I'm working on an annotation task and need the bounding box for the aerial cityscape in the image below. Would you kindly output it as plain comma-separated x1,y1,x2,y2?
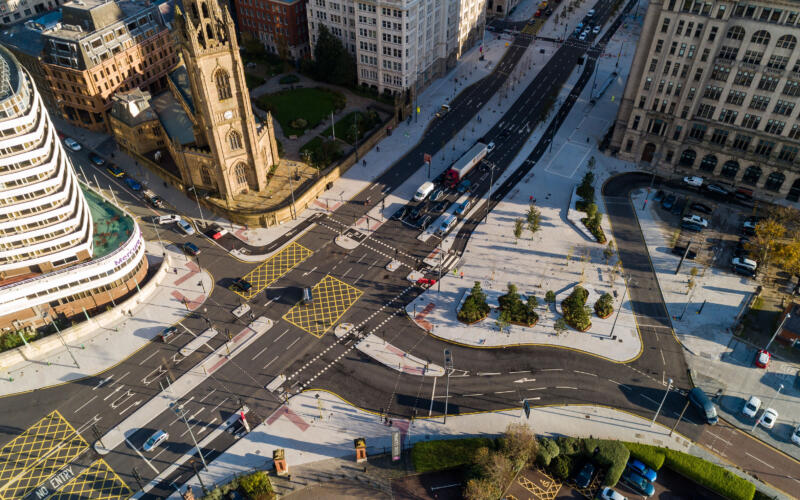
1,0,800,498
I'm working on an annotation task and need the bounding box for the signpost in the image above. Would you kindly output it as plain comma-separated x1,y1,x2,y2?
391,429,401,461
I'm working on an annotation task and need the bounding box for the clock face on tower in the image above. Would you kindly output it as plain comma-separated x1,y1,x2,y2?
224,110,233,120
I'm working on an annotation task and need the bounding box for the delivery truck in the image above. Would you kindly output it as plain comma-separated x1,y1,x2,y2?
444,142,488,188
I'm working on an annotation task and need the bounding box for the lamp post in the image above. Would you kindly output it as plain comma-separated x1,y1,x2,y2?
765,313,790,352
44,312,80,368
484,162,496,223
443,349,453,423
172,403,207,469
753,383,783,431
651,378,673,427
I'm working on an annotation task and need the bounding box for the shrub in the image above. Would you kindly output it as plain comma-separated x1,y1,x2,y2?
550,454,574,480
582,214,607,244
536,437,560,467
556,436,581,456
585,202,598,219
0,329,36,352
575,199,589,211
279,73,300,84
412,438,494,473
545,290,556,303
663,448,755,500
289,118,308,130
623,442,665,470
582,438,629,487
238,471,274,499
576,183,595,201
497,283,539,326
594,293,614,318
458,281,490,323
561,286,592,330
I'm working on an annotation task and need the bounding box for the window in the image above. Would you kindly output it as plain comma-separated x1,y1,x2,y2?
741,50,763,65
726,26,745,40
765,119,785,135
765,171,785,191
751,30,771,45
757,76,779,91
663,62,671,75
649,58,658,72
632,116,640,130
754,139,775,157
708,26,718,42
655,39,664,53
720,160,739,178
228,130,242,150
704,85,723,100
701,48,710,62
718,46,738,60
767,55,790,70
681,106,690,119
711,65,731,82
783,80,800,96
673,125,682,140
719,109,738,124
215,70,232,100
234,163,248,186
644,77,652,91
700,155,718,172
732,134,752,151
734,70,754,86
661,18,671,33
742,113,761,129
778,145,799,162
697,104,716,118
749,95,770,111
675,19,683,35
687,87,696,100
689,124,707,140
694,68,703,81
726,90,746,105
777,34,797,49
742,165,762,185
790,123,800,140
638,96,646,108
679,149,696,166
710,128,729,145
774,100,795,116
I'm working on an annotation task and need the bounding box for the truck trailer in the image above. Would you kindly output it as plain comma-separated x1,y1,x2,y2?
444,142,488,188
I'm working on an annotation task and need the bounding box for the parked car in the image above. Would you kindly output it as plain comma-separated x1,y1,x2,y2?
627,459,657,482
618,468,654,497
486,141,496,152
579,31,588,40
124,177,142,191
63,137,81,151
229,278,252,292
409,204,424,220
592,25,601,34
731,257,757,277
430,201,447,213
156,214,181,224
598,487,627,500
683,176,703,187
106,165,125,178
430,188,446,202
142,430,168,452
416,277,437,287
176,218,195,235
742,396,761,418
754,349,771,368
419,214,433,230
653,190,665,202
792,424,800,446
88,152,105,166
688,387,718,425
661,193,676,210
455,199,473,217
680,220,704,232
574,462,595,488
705,183,730,196
682,214,708,228
391,207,408,220
160,326,178,342
207,226,228,240
689,202,712,214
182,242,201,256
759,408,778,429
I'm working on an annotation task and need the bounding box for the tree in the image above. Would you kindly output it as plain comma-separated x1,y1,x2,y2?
776,239,800,292
690,266,699,278
687,277,696,294
503,423,539,470
459,281,490,323
594,293,614,318
746,218,786,273
312,25,356,87
603,240,615,265
513,218,524,242
545,290,556,303
550,454,574,480
553,317,568,336
497,308,512,333
526,204,541,237
561,286,591,330
464,478,500,500
768,205,800,231
526,295,539,312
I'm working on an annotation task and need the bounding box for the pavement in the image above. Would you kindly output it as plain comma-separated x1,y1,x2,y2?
0,241,212,397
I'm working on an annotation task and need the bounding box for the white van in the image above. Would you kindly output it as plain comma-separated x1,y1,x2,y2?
414,181,435,201
437,215,457,235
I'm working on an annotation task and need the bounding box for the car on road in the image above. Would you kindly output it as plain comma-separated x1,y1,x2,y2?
437,215,457,236
682,214,708,228
156,214,181,224
759,407,778,429
419,214,433,230
176,218,195,235
88,152,105,166
106,165,125,178
755,349,771,368
653,190,665,202
435,104,451,118
587,8,596,16
63,137,81,151
143,430,168,452
545,7,552,15
688,387,718,425
792,424,800,445
683,176,703,187
207,226,228,239
229,278,252,293
486,141,496,152
574,462,595,488
705,183,730,196
742,395,761,418
618,468,654,497
160,326,178,342
455,199,473,217
598,487,626,500
456,179,472,193
579,31,588,40
534,8,542,17
627,459,657,482
592,25,601,34
430,188,446,202
689,202,712,214
661,193,676,210
182,242,201,256
416,277,437,287
731,257,757,277
124,177,142,191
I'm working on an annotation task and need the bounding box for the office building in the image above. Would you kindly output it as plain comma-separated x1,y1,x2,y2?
0,0,63,25
234,0,310,59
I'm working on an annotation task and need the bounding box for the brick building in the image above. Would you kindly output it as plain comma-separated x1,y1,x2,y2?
234,0,309,59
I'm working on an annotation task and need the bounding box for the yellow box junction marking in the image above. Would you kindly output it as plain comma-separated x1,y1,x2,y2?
0,411,87,499
232,242,313,300
283,275,363,337
48,459,131,500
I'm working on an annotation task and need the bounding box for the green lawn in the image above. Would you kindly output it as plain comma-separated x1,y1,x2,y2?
321,110,382,145
411,437,493,473
244,72,265,89
299,135,342,169
256,87,345,136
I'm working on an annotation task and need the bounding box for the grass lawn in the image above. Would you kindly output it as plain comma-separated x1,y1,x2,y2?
321,110,382,145
299,135,342,169
244,72,265,89
257,87,345,136
411,438,493,473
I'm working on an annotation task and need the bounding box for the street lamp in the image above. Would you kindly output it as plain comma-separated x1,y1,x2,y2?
752,383,783,431
443,349,453,423
651,378,673,427
172,403,207,469
765,313,790,352
484,162,497,223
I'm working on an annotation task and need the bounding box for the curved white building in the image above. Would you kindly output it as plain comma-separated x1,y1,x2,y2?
0,45,148,330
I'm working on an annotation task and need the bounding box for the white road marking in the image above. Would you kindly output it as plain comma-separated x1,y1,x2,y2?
429,377,438,416
478,372,501,376
251,345,269,361
745,452,775,469
199,389,217,403
494,390,514,394
509,370,530,374
302,266,318,277
540,368,563,372
138,350,159,366
573,370,597,377
125,437,159,474
463,393,483,397
211,397,229,413
286,337,300,350
273,329,288,343
705,432,733,446
555,386,577,390
641,394,659,406
263,355,279,370
74,395,98,414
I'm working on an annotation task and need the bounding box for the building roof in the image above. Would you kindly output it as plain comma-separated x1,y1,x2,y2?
110,88,158,127
783,303,800,335
168,63,194,114
0,12,57,57
150,91,195,145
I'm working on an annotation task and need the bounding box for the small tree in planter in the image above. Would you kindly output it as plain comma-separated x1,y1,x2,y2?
561,286,592,331
594,293,614,319
498,283,539,327
458,281,490,323
553,318,568,336
545,290,556,304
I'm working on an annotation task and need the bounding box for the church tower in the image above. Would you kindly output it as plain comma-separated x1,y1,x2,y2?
175,0,279,203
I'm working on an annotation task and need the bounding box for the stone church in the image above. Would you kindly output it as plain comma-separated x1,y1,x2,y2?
109,0,279,207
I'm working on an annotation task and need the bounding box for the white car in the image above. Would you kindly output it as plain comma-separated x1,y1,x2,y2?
63,137,82,151
742,396,761,418
683,175,704,187
486,141,495,152
598,487,627,500
176,218,195,235
592,25,601,34
386,259,401,272
759,408,778,429
682,214,708,228
579,31,588,40
587,9,596,16
156,214,182,224
792,424,800,445
142,430,168,452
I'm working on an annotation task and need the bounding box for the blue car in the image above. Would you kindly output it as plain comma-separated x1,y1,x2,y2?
661,193,676,210
124,177,141,191
627,459,657,482
619,468,655,497
456,179,472,194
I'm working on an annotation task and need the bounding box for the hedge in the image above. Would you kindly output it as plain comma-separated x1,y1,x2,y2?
623,442,756,500
412,438,494,473
581,438,629,487
536,437,560,467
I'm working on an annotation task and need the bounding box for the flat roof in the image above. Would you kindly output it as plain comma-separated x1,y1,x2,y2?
0,20,49,57
150,91,195,145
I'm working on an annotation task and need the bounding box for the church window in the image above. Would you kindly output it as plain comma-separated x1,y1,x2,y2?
201,167,212,185
215,70,232,100
228,130,242,150
235,163,247,186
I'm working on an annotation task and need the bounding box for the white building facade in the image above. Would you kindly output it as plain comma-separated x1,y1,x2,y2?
307,0,486,94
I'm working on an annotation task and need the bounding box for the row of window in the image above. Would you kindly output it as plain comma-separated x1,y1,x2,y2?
675,150,788,192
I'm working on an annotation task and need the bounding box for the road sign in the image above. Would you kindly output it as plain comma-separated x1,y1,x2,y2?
523,399,531,419
391,429,401,461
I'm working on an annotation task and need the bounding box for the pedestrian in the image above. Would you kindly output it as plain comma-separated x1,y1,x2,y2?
376,146,380,152
362,159,367,167
460,271,464,279
288,474,292,482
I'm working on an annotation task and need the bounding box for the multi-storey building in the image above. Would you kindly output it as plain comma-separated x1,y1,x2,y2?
0,44,148,330
487,0,520,17
35,0,177,132
233,0,310,59
306,0,486,94
611,0,800,202
0,0,63,25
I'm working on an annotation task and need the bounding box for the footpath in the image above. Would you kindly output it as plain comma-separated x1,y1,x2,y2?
0,242,212,396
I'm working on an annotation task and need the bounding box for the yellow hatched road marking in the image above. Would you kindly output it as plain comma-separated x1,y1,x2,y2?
48,459,131,500
283,275,363,337
0,438,87,500
233,242,313,300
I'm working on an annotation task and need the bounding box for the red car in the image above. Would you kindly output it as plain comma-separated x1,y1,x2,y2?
416,278,437,287
534,9,542,17
755,349,771,368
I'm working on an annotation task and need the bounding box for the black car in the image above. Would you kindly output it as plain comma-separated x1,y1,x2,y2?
391,207,408,220
705,184,730,196
431,201,447,213
430,188,445,201
409,205,424,220
690,202,712,214
735,191,755,206
653,190,665,202
230,278,252,292
574,462,595,488
419,215,433,230
661,193,676,210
